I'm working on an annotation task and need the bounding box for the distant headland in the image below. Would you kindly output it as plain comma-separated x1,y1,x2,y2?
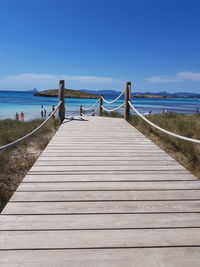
133,91,200,98
33,88,200,99
27,88,38,93
80,89,200,98
34,89,98,99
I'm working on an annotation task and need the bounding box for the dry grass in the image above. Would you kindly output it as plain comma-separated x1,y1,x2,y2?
0,119,59,211
103,112,200,179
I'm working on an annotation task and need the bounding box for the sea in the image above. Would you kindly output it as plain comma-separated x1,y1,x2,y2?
0,90,200,120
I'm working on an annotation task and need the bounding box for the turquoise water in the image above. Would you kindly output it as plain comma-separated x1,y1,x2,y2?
0,90,200,120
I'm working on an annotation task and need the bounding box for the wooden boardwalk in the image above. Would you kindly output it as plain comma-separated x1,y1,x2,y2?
1,116,200,266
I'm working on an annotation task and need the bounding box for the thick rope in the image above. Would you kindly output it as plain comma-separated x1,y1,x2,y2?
101,89,125,104
128,101,200,144
82,99,99,111
101,102,125,112
0,101,62,151
87,106,99,116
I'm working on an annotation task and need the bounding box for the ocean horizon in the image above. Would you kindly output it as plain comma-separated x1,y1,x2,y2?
0,90,200,120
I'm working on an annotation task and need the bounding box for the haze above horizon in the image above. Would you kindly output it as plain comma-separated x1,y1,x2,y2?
0,0,200,93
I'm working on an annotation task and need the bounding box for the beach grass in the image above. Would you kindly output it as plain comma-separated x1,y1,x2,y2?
0,118,59,211
103,112,200,179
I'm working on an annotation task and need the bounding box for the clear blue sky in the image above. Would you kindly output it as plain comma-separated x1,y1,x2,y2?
0,0,200,92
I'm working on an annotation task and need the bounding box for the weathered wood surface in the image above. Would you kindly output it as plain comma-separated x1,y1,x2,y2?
1,116,200,266
1,248,200,267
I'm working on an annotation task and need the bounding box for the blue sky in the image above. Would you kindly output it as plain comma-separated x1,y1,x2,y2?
0,0,200,92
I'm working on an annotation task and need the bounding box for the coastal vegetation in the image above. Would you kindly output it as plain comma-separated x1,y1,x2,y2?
34,88,98,99
0,119,59,211
103,112,200,179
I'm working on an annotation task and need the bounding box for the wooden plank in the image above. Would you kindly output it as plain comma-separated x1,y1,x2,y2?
43,147,165,151
46,145,157,149
29,165,185,172
41,153,169,158
27,170,191,176
38,156,175,161
1,213,200,230
49,136,150,139
1,228,200,249
10,190,200,202
47,143,156,146
34,160,178,166
23,173,196,182
51,134,148,137
48,141,153,144
1,248,200,267
17,181,200,191
2,200,200,214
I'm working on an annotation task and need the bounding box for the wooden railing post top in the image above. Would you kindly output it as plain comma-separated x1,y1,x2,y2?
80,105,83,116
124,81,131,121
58,80,65,123
99,94,103,116
59,80,65,86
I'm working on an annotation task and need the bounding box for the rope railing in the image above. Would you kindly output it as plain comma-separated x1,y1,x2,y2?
79,81,131,117
101,102,125,112
0,101,62,151
87,106,99,116
101,89,125,104
82,98,99,111
128,101,200,144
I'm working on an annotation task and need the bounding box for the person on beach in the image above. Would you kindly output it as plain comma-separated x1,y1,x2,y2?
92,109,95,116
52,105,55,119
20,111,24,120
15,112,19,120
41,110,44,118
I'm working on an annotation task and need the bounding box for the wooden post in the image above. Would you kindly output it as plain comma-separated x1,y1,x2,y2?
124,81,131,121
99,95,103,116
80,105,83,116
58,80,65,123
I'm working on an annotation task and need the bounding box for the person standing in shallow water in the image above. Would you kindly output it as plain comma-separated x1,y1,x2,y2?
52,105,55,119
15,112,19,120
20,111,24,121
